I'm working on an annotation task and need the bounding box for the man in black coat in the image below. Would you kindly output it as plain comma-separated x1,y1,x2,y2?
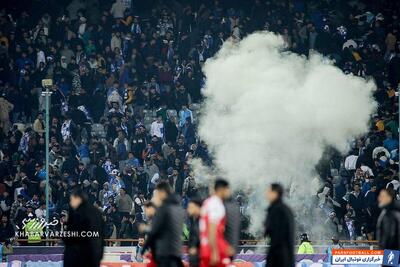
187,197,202,267
376,188,400,250
224,198,241,258
264,183,295,267
0,215,15,242
63,189,104,267
143,181,184,267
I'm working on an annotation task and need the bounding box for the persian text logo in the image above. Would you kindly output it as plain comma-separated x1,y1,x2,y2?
15,217,59,230
331,249,384,265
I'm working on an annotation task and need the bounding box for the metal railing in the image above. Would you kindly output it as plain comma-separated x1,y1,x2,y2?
14,238,379,248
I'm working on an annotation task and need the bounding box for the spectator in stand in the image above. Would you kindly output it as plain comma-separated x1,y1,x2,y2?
119,214,139,245
110,0,127,20
364,184,379,239
0,96,14,134
182,171,197,199
178,105,193,128
0,215,15,243
35,202,47,219
347,183,365,234
33,113,45,136
383,131,398,153
115,187,133,217
133,193,146,221
150,116,164,139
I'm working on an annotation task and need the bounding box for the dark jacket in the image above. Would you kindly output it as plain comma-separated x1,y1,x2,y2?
165,120,178,144
348,191,365,216
377,200,400,250
120,220,139,239
188,217,200,267
188,217,200,249
143,194,184,258
63,202,105,267
264,199,295,267
0,222,15,242
224,200,241,253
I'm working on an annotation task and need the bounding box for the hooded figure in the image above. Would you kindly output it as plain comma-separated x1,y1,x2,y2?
64,189,104,267
224,198,241,257
264,183,294,267
376,188,400,250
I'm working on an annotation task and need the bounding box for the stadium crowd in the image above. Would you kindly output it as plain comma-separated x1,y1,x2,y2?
0,0,398,247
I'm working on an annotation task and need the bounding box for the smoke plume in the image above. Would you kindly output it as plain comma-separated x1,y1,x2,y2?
195,32,377,237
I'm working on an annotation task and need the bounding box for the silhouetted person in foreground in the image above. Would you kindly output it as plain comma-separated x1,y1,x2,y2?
143,181,184,267
376,188,400,250
187,197,202,267
264,183,295,267
64,189,104,267
224,198,241,259
200,178,231,267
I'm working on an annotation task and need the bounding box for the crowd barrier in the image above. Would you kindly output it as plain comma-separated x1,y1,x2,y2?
0,263,255,267
0,260,385,267
13,238,380,248
5,240,384,267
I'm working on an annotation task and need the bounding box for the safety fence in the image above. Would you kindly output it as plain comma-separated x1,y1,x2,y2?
4,240,381,266
1,254,385,267
3,241,390,267
11,238,380,256
0,263,255,267
13,238,380,248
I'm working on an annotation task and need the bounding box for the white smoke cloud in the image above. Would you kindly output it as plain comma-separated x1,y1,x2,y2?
195,31,377,237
